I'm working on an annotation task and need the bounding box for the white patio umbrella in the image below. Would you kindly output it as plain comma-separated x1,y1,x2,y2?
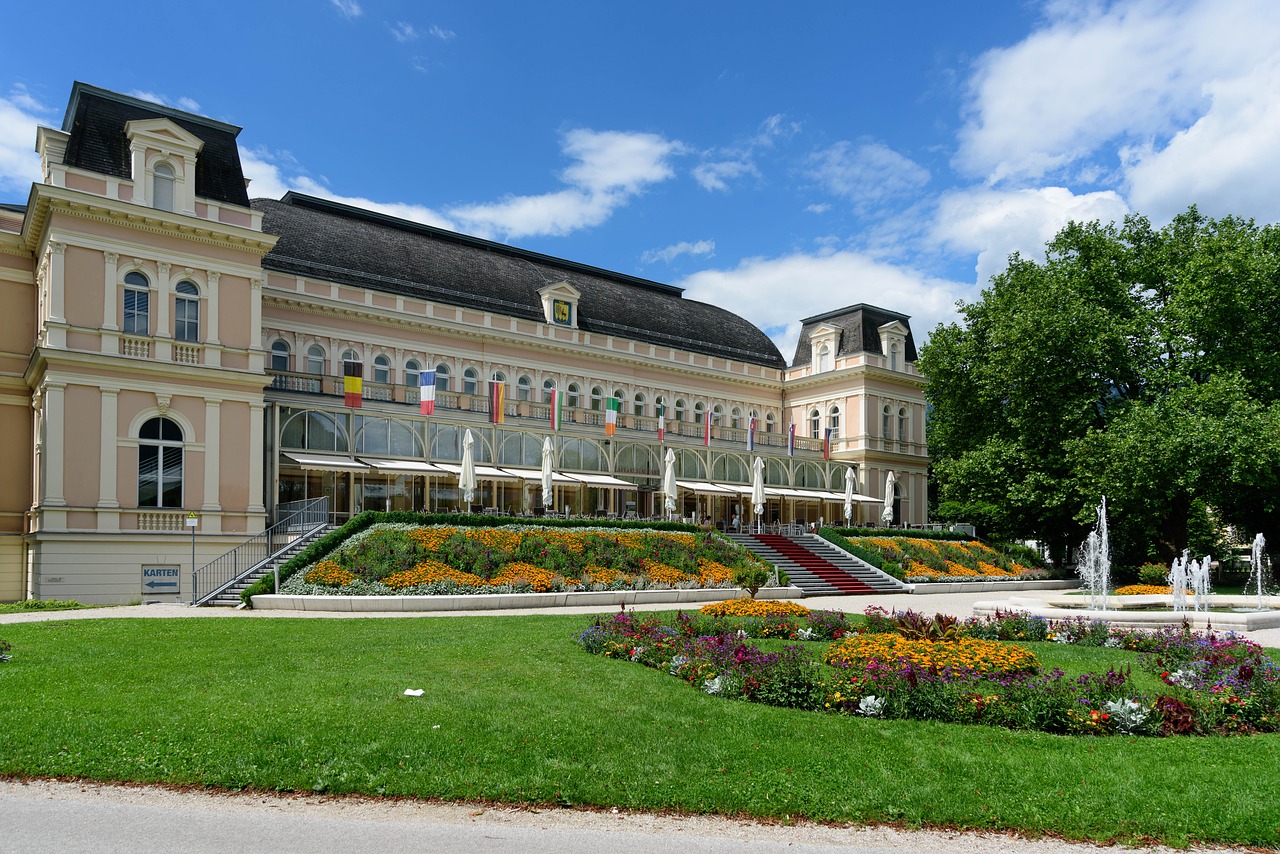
843,466,857,526
460,428,477,508
540,436,554,511
662,447,677,519
880,470,896,527
751,456,766,533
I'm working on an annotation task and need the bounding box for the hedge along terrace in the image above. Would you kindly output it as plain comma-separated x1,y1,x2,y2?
257,512,771,602
581,603,1280,737
820,528,1048,583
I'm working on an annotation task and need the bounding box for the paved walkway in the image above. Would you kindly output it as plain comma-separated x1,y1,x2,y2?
5,590,1278,647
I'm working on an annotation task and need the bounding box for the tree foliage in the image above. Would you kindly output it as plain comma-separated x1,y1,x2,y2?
920,208,1280,565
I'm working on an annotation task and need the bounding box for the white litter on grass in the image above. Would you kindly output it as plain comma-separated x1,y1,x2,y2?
432,725,440,729
403,689,424,696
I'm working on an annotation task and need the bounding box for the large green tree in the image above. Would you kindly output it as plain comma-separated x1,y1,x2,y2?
920,208,1280,565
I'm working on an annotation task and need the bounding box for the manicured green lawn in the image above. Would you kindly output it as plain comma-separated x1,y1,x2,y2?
1,614,1277,847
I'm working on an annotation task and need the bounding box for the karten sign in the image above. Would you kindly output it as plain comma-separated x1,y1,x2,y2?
141,564,181,600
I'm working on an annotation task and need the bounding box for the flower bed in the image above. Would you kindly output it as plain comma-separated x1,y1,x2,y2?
845,537,1048,583
699,599,809,618
1114,584,1174,595
283,523,767,596
578,606,1280,736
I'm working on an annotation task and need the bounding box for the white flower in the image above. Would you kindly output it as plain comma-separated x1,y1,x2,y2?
1051,633,1072,644
1104,637,1122,648
1167,669,1196,689
797,627,817,640
669,655,688,675
629,646,646,661
1103,698,1149,734
704,676,723,695
857,695,886,717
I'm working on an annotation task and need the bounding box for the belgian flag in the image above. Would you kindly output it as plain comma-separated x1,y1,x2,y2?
343,361,363,407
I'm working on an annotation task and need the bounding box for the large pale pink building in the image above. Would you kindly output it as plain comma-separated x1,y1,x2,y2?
0,83,928,603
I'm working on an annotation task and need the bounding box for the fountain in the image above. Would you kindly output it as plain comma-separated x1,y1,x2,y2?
1076,497,1111,611
1251,533,1270,612
1168,552,1188,613
1188,552,1212,613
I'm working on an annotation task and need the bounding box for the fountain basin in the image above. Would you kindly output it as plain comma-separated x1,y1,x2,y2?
973,595,1280,631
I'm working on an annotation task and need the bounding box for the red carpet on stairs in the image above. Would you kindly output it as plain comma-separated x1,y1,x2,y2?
751,534,876,594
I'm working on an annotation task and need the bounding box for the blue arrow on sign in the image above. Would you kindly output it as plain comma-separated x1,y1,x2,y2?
145,581,178,589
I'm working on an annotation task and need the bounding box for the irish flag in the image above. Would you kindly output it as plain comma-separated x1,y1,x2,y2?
604,397,619,436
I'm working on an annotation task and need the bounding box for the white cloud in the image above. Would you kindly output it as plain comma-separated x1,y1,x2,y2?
241,146,455,229
429,25,456,40
450,129,683,239
693,159,757,192
641,240,715,265
677,251,966,358
956,0,1280,184
805,203,831,214
0,86,48,195
809,140,929,209
1124,56,1280,223
389,22,419,42
127,90,201,113
933,186,1130,284
331,0,362,19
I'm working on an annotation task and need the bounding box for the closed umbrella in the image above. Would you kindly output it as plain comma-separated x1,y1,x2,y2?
751,456,766,533
880,470,896,527
843,466,857,526
540,436,554,511
662,447,677,519
460,429,477,509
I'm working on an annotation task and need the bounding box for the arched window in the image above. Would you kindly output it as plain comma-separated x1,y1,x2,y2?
517,375,532,401
138,416,183,508
898,407,908,442
654,395,666,418
463,368,479,395
123,271,150,335
765,413,776,433
373,354,391,384
693,401,705,423
434,363,451,391
882,405,892,438
809,408,821,439
711,404,723,426
542,378,556,403
590,386,603,411
405,359,421,389
731,408,742,430
828,406,841,438
633,392,645,417
152,162,175,212
675,398,686,421
817,343,831,372
270,340,290,372
174,281,199,341
567,382,581,408
890,342,900,371
305,345,325,375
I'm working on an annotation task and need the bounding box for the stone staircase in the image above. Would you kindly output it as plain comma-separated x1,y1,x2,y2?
726,531,907,597
204,526,335,607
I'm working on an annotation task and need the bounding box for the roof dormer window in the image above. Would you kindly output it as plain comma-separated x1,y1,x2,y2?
537,281,582,329
153,162,176,212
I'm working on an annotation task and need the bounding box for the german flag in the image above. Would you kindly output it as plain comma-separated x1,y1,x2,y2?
343,361,363,407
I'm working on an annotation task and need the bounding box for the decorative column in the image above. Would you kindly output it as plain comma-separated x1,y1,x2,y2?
102,252,119,330
248,402,267,521
43,383,66,507
129,142,148,206
154,261,172,362
205,271,220,343
202,399,222,512
246,278,264,373
46,242,67,348
98,388,120,531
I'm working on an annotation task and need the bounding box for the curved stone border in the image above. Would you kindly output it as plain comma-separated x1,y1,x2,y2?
973,595,1280,631
252,586,802,612
909,580,1079,595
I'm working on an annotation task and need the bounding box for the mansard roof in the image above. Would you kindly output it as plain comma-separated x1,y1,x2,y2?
254,193,787,369
790,303,918,368
60,83,250,207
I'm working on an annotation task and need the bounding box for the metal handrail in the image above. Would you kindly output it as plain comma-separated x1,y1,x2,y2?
191,496,330,606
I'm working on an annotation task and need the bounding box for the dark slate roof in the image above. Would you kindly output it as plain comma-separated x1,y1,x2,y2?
0,203,26,214
254,194,787,369
790,303,918,368
60,83,250,207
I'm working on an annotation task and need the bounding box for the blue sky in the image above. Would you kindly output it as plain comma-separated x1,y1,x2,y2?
3,0,1279,360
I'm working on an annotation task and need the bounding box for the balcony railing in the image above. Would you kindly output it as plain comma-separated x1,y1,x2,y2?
264,369,826,452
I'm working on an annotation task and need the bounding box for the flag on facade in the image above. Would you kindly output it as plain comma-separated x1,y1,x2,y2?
419,369,436,416
343,361,363,407
703,409,712,447
656,403,665,442
787,423,795,456
823,427,833,460
747,415,757,451
490,381,505,424
605,397,619,436
549,388,563,430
